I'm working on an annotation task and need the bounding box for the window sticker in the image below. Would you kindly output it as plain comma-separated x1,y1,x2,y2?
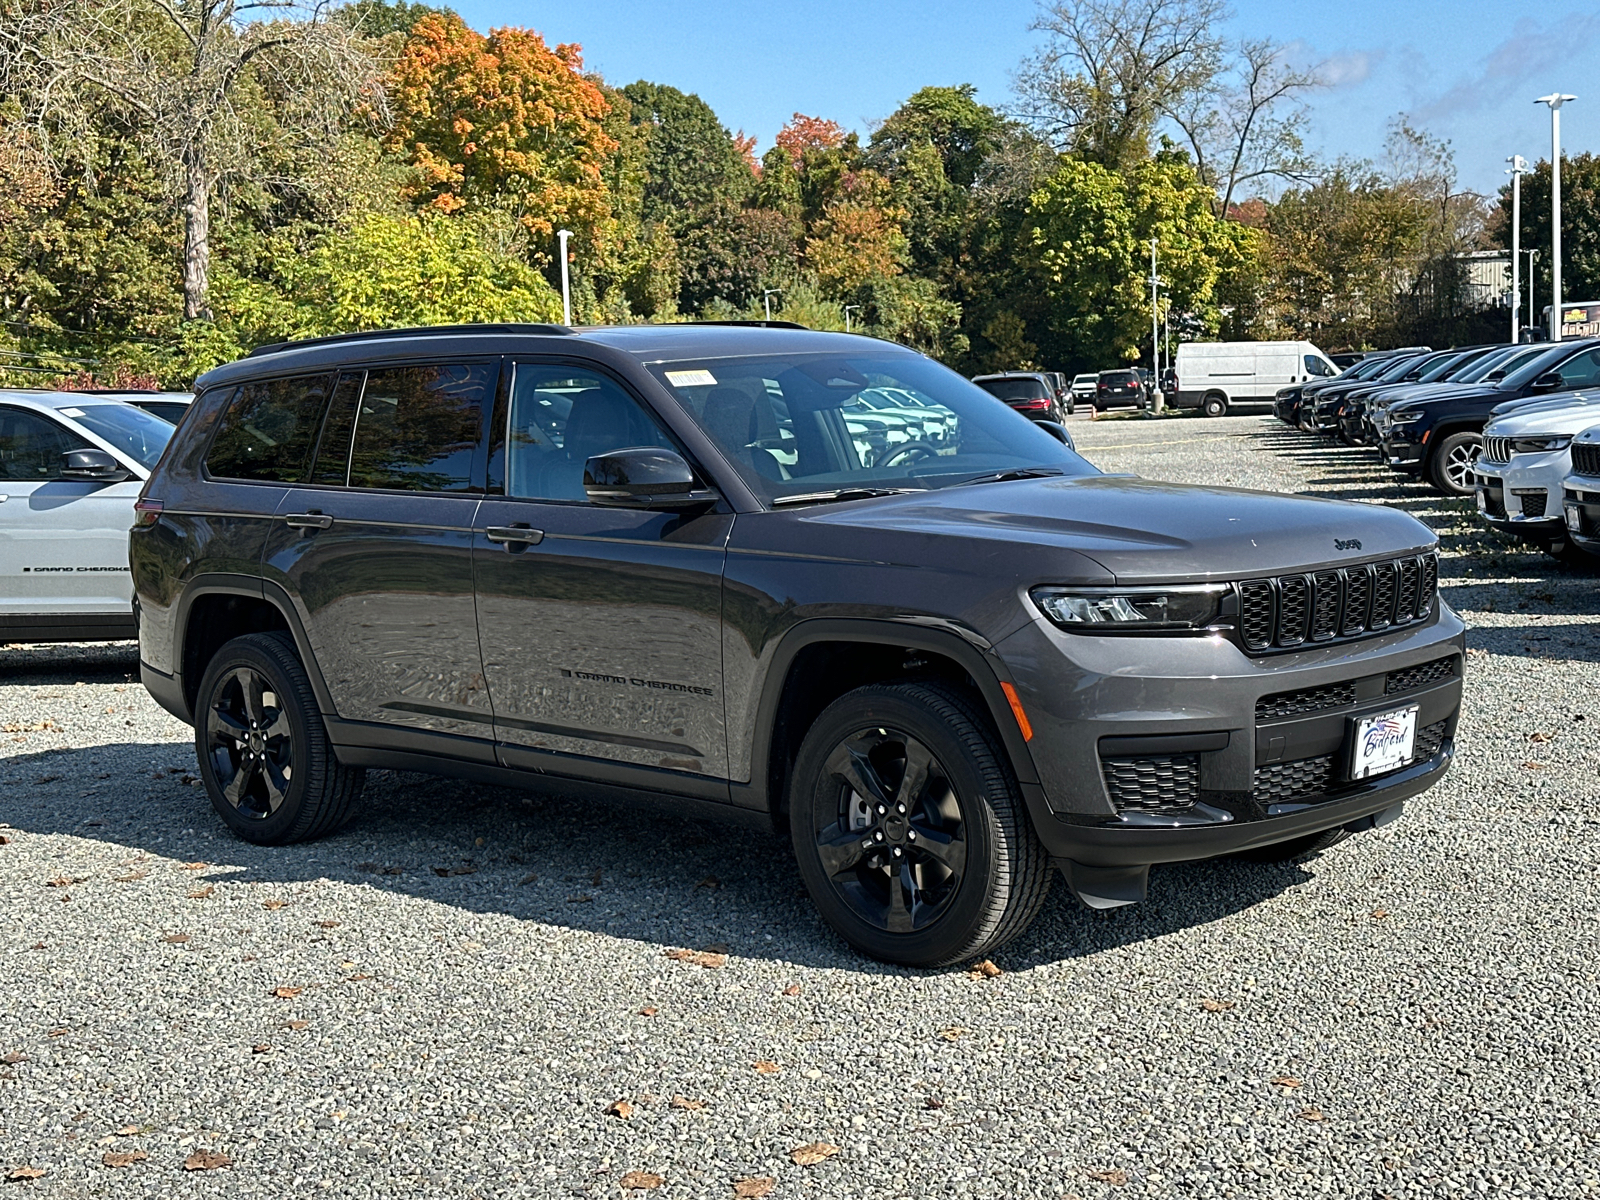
59,407,85,418
665,369,717,388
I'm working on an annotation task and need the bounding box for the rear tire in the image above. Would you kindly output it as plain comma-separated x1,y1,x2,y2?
1233,828,1350,863
1203,392,1228,417
1427,431,1482,495
194,632,366,846
789,682,1051,968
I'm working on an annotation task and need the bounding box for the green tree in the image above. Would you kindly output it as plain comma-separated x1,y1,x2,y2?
1493,152,1600,308
620,80,753,232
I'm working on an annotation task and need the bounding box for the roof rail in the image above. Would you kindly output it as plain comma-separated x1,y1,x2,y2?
672,320,811,331
245,322,573,359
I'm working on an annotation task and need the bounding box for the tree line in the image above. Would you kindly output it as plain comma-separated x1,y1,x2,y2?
1,0,1595,388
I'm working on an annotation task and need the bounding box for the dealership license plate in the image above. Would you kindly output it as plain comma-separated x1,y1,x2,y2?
1350,706,1418,781
1567,505,1583,531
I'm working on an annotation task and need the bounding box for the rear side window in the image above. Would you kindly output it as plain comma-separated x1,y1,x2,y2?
206,373,335,482
346,362,493,492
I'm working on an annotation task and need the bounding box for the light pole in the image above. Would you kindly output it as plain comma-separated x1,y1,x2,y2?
1524,249,1540,333
763,289,782,322
1148,238,1164,414
844,304,860,333
556,229,573,326
1535,93,1577,341
1506,155,1528,342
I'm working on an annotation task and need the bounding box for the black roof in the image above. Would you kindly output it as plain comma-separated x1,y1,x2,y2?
194,322,896,390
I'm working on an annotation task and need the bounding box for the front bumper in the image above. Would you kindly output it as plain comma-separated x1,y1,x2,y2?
1562,477,1600,554
1474,459,1564,537
1380,432,1426,470
997,602,1465,869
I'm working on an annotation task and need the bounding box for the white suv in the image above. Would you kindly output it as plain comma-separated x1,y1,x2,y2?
1474,389,1600,564
1561,422,1600,560
0,391,180,642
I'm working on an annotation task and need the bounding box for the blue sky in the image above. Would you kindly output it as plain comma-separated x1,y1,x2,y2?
450,0,1600,197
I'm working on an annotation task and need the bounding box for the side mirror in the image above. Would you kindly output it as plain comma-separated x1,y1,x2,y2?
59,448,130,482
1532,371,1564,391
584,446,717,510
1036,420,1076,450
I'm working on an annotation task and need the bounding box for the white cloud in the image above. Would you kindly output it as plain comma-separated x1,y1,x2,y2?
1409,13,1600,124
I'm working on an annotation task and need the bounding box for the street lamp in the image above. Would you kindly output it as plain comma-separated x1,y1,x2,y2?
556,229,573,326
1148,238,1165,414
844,304,860,333
1535,93,1577,341
1524,249,1541,333
1506,155,1529,342
763,289,782,322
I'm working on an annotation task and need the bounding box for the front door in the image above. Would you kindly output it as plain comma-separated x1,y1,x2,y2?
260,362,496,743
472,360,731,779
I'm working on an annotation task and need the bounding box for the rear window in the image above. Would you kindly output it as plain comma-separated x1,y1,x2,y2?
206,373,335,482
975,378,1050,400
1100,371,1137,384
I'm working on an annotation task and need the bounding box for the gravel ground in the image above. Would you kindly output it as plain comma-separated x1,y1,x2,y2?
2,412,1598,1199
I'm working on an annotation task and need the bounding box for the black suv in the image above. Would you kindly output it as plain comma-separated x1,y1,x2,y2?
970,371,1070,421
132,323,1465,967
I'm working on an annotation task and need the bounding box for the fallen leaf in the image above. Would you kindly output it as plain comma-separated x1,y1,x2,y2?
1297,1106,1325,1122
162,933,190,944
663,948,726,969
5,1167,45,1181
113,872,146,883
696,876,719,889
605,1099,634,1119
379,865,404,875
47,1029,68,1038
518,873,538,886
782,984,801,997
28,943,44,951
315,920,339,930
670,1095,706,1112
733,1177,775,1198
967,959,1002,979
1371,909,1389,920
431,864,477,877
114,1125,140,1136
186,886,214,899
938,1026,965,1042
1522,761,1545,770
924,1096,944,1110
251,1044,271,1055
346,974,373,982
789,1141,840,1166
261,899,289,910
592,867,603,886
638,1006,658,1017
2,1052,25,1065
752,1060,781,1075
1087,1168,1129,1185
281,1020,310,1031
1201,999,1235,1012
1271,1075,1303,1089
180,862,208,871
45,875,80,888
101,1150,147,1168
271,986,302,999
182,1150,232,1171
1528,730,1553,743
34,775,61,784
619,1171,662,1190
567,894,592,904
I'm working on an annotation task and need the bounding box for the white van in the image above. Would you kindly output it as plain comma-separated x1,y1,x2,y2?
1173,341,1339,416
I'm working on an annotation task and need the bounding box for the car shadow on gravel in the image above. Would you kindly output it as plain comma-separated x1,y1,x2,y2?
1,738,1314,975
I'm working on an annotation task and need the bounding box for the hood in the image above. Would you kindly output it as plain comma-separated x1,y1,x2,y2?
1485,390,1600,434
1388,382,1506,415
804,475,1436,584
1368,381,1463,408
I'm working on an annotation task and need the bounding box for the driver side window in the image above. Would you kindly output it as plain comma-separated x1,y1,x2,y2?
0,407,91,481
1556,348,1600,389
504,365,674,502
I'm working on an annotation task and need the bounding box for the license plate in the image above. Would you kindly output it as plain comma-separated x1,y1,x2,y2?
1350,706,1418,781
1567,505,1583,531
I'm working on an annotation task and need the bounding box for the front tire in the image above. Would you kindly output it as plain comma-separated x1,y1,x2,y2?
194,632,366,845
789,683,1051,968
1428,431,1482,495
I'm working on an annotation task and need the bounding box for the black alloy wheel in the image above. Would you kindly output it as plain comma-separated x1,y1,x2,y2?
194,632,366,845
790,682,1051,967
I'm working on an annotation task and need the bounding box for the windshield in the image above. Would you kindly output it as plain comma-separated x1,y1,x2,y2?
61,403,174,470
1341,357,1387,380
1372,354,1426,383
1496,342,1594,391
1458,344,1539,383
1435,347,1497,381
975,377,1050,400
1412,352,1471,383
1073,374,1096,384
647,353,1096,505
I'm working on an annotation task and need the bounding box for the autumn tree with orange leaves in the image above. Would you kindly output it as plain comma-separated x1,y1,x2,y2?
386,13,616,263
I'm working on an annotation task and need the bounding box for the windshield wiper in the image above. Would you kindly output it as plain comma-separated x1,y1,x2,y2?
954,467,1068,486
771,487,917,508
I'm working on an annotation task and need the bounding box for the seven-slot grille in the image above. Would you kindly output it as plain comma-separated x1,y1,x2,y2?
1481,435,1515,465
1573,442,1600,477
1237,553,1438,652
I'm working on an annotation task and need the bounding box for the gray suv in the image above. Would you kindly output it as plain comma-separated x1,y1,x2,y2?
131,323,1465,966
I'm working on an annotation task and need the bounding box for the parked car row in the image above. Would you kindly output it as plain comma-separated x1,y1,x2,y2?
1273,338,1600,567
973,368,1159,417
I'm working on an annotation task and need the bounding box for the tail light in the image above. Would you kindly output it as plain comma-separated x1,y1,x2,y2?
1014,398,1051,411
133,497,163,528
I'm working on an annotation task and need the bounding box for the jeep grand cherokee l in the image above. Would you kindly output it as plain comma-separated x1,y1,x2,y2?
132,323,1464,967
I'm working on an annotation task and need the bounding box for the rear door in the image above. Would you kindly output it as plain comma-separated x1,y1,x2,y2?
0,404,142,621
472,359,731,781
259,361,495,746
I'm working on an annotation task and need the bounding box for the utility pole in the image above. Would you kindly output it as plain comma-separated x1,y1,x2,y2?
1536,94,1577,341
1525,250,1540,334
557,229,572,326
844,304,860,333
1506,155,1528,342
1149,238,1163,414
763,289,782,322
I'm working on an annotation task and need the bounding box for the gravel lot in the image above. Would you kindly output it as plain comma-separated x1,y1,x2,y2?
3,411,1598,1198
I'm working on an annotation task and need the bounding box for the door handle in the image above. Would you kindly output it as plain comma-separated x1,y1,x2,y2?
284,511,333,531
486,524,544,547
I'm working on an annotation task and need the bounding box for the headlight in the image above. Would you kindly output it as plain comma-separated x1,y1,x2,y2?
1032,584,1229,632
1513,435,1571,453
1390,410,1424,425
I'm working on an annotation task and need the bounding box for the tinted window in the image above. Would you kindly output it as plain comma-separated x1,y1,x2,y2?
67,403,174,471
503,364,673,502
207,373,335,482
347,363,492,492
0,407,91,481
133,402,190,424
307,372,367,487
1496,344,1582,390
1554,348,1600,389
976,378,1050,401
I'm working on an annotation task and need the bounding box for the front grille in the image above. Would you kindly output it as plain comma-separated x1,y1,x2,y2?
1573,442,1600,477
1253,719,1450,806
1310,571,1341,640
1481,435,1514,465
1236,554,1437,653
1516,490,1548,518
1256,682,1357,721
1340,568,1371,636
1386,655,1458,694
1102,754,1200,812
1239,580,1274,647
